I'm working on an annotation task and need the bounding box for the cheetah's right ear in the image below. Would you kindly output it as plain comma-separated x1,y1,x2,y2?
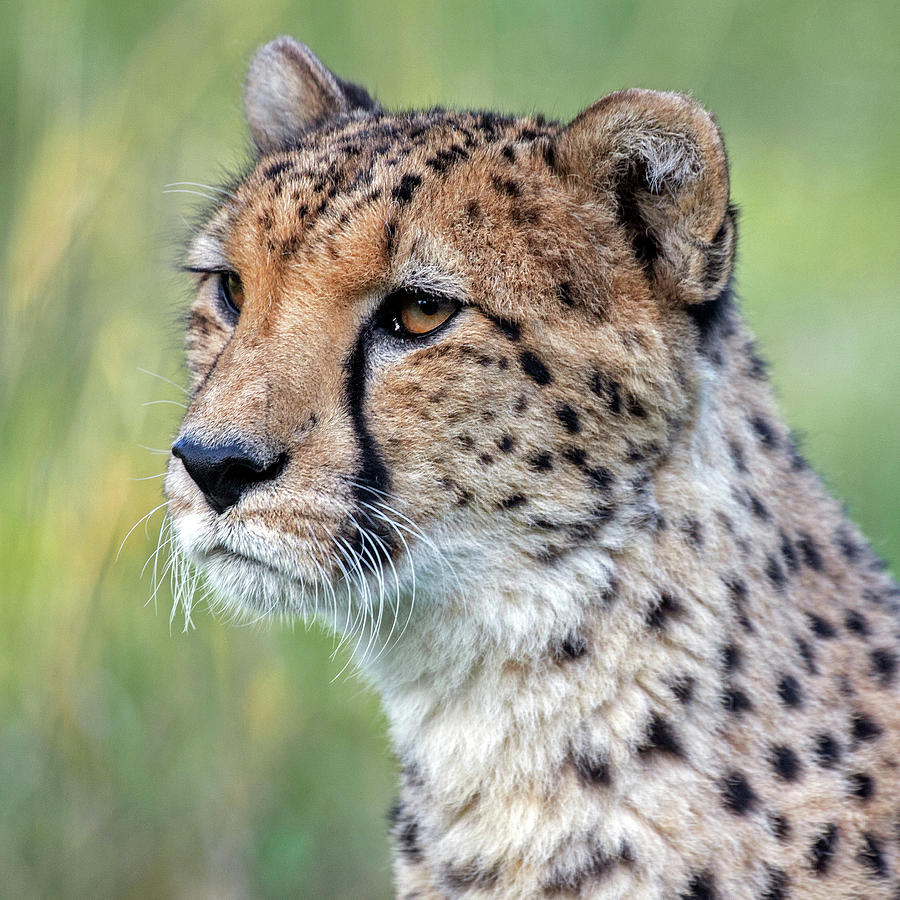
556,90,735,310
244,36,379,155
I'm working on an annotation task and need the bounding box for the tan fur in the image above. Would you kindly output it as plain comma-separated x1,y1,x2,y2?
166,37,900,899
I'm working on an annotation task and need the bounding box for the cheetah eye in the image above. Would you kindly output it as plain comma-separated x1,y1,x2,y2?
379,289,460,338
218,271,244,318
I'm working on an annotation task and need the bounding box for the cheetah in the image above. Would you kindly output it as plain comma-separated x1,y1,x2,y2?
164,35,900,899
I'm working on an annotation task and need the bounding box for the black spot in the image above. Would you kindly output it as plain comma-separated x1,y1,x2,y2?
263,158,294,180
751,415,778,449
722,578,753,633
586,466,614,492
722,687,753,714
529,452,553,472
491,174,520,198
771,745,802,782
442,860,500,892
683,516,704,548
814,733,841,768
745,341,769,379
501,144,516,162
871,648,898,686
721,771,757,815
391,173,422,206
646,592,681,629
563,446,586,467
543,845,621,893
389,802,422,860
519,349,552,385
770,812,791,841
850,772,875,801
555,403,581,433
797,533,824,571
671,675,695,704
555,634,588,660
858,833,888,879
747,491,770,520
572,749,611,786
466,199,481,221
844,609,870,636
497,435,515,453
680,869,716,900
808,613,837,639
780,532,799,573
542,141,557,170
500,494,527,510
837,672,855,697
811,824,839,875
851,711,883,743
795,637,818,675
836,527,861,562
478,452,495,466
637,714,684,759
626,393,647,418
723,643,742,673
726,577,749,610
766,555,787,591
777,674,804,708
729,440,748,473
556,281,575,307
786,434,808,471
761,866,790,900
487,313,521,342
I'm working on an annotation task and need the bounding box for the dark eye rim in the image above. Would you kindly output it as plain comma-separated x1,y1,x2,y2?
376,288,463,340
217,271,242,320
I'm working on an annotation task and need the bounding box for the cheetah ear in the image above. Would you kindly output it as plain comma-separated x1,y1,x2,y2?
244,36,379,155
556,89,735,308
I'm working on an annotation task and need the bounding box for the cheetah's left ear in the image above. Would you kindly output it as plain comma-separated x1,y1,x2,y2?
244,36,380,155
556,89,735,309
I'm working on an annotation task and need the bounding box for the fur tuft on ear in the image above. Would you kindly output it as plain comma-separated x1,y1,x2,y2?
556,89,735,310
244,36,379,155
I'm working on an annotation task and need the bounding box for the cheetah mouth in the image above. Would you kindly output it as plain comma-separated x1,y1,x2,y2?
206,546,295,582
189,540,335,619
168,504,420,624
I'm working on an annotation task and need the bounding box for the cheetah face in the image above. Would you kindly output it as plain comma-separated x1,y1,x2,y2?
165,37,735,628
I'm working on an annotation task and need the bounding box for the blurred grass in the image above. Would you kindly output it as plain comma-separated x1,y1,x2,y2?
1,0,897,896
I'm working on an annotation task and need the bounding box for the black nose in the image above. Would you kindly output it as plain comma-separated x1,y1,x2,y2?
171,437,287,513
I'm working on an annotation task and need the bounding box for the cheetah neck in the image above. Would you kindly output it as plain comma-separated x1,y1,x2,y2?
365,333,898,895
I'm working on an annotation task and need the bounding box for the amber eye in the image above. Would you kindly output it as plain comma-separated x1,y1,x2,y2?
219,271,244,317
382,290,460,338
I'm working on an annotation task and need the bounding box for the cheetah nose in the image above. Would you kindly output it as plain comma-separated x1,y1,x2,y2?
171,436,287,513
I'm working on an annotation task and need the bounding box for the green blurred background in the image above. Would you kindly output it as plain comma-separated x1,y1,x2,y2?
1,0,897,896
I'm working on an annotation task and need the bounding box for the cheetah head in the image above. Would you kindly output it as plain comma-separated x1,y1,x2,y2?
165,36,735,637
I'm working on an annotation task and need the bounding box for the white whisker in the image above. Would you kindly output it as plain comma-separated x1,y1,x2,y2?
138,443,172,455
137,367,190,396
117,500,169,561
162,188,221,202
164,181,236,199
142,399,188,409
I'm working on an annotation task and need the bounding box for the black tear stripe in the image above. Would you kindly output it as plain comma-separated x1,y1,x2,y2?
345,324,396,562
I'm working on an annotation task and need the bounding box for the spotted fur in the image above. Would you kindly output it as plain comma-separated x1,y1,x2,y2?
165,36,900,899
